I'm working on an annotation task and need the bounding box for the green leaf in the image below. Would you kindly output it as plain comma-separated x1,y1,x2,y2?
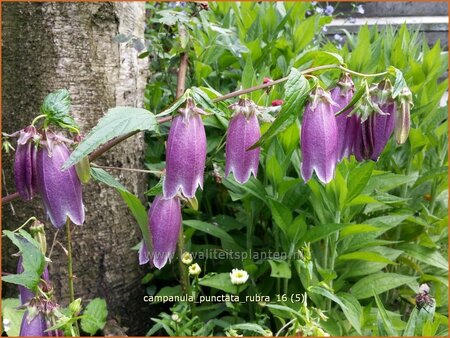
403,307,418,336
2,231,45,291
346,162,375,203
338,293,362,335
339,251,396,264
90,168,151,252
63,107,158,169
302,223,347,243
80,298,108,336
249,68,309,149
350,272,417,299
1,298,25,337
222,176,267,203
268,199,292,236
388,66,408,98
373,291,399,336
268,260,291,279
398,243,448,271
40,89,77,129
308,286,348,311
334,83,365,117
230,323,268,336
183,220,235,244
241,55,255,89
339,224,379,237
144,179,163,197
199,273,247,294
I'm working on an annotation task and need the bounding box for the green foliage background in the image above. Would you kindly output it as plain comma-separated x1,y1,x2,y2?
139,2,448,336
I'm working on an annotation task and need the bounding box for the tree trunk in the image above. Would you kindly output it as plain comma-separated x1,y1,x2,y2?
2,2,151,334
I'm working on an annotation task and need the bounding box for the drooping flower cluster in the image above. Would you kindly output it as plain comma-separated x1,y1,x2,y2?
12,128,85,228
301,74,412,184
17,254,59,336
141,98,263,269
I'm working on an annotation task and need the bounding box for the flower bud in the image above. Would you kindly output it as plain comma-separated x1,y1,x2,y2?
181,252,193,265
395,87,413,144
148,195,182,269
225,99,261,184
30,220,47,255
188,263,201,276
14,126,40,201
36,131,85,228
75,156,91,184
163,99,207,198
353,81,395,161
301,87,338,183
330,74,359,161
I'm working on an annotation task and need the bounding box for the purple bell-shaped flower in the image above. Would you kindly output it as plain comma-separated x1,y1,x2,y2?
19,310,49,337
163,99,207,199
13,126,41,201
330,74,360,162
301,87,338,184
353,81,395,161
140,195,182,269
36,131,85,228
225,99,261,184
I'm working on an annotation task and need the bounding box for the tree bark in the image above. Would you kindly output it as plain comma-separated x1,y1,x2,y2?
2,2,151,334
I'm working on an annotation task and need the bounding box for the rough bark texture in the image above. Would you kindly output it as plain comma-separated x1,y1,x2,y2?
2,2,151,334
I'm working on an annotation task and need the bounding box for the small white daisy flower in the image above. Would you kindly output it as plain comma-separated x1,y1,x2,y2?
229,268,249,285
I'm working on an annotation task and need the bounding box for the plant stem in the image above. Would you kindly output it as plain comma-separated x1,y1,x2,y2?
90,163,163,175
65,219,79,336
327,211,341,312
177,229,189,295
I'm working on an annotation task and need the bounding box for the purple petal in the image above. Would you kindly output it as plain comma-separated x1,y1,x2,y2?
225,113,261,184
370,102,395,160
301,90,338,184
14,142,37,201
36,141,85,228
164,114,206,198
20,311,48,337
138,240,150,265
149,195,181,269
330,79,358,162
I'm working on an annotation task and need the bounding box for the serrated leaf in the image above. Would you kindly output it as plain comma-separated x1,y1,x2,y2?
249,68,309,149
347,161,375,202
40,89,77,129
350,272,417,299
63,107,158,169
199,273,247,294
80,298,108,336
2,231,45,291
90,168,151,253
